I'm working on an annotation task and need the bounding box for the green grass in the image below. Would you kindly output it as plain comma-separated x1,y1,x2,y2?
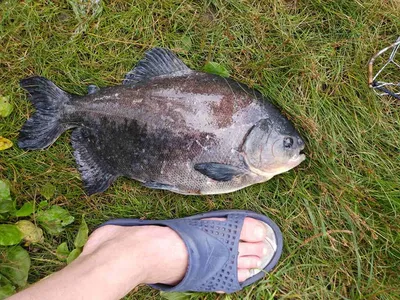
1,0,399,298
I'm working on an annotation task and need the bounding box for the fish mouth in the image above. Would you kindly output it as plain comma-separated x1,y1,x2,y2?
290,141,305,161
288,149,306,167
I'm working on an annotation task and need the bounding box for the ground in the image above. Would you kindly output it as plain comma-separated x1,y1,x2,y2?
0,0,399,299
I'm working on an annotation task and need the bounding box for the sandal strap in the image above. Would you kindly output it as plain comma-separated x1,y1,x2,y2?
149,213,245,293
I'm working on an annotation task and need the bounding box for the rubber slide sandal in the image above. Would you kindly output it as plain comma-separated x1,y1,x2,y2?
100,210,283,293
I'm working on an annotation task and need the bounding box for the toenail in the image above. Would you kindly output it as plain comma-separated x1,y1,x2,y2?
254,225,265,239
257,260,262,267
263,247,268,255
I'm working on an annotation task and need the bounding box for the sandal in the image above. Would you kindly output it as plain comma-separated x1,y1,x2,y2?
100,209,283,293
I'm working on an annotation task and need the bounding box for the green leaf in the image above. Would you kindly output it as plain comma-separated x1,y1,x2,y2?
0,225,23,246
15,220,44,244
203,61,230,78
14,202,34,217
0,96,13,118
74,215,88,248
0,246,31,287
66,248,82,265
0,274,11,284
0,181,15,215
0,200,15,215
56,242,70,261
0,274,15,298
37,206,75,235
40,183,56,200
38,200,48,209
160,292,193,300
0,181,11,202
0,283,15,299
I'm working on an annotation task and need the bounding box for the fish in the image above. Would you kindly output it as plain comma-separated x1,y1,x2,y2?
18,48,305,195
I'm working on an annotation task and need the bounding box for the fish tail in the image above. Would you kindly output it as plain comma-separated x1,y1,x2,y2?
18,76,72,150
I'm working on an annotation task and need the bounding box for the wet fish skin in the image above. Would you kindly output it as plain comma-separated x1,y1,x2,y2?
19,48,305,195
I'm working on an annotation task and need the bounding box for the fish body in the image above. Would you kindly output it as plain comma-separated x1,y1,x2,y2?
19,48,305,195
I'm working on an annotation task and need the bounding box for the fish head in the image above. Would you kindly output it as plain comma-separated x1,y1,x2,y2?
242,118,305,178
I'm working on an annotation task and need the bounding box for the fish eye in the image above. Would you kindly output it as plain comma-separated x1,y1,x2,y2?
283,137,293,148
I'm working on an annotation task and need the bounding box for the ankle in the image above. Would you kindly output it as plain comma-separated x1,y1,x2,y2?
136,226,188,285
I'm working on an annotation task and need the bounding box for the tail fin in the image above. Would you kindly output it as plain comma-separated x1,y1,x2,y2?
18,76,71,150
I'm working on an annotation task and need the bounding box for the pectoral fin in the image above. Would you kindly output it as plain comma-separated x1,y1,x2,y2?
194,163,247,182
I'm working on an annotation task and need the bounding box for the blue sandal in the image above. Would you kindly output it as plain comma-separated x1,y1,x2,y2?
101,210,283,293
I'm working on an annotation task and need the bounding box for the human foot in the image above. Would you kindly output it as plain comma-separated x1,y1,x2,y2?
8,211,281,300
84,211,281,294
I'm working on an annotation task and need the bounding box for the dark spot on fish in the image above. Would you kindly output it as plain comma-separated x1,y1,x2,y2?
187,189,202,195
82,116,217,181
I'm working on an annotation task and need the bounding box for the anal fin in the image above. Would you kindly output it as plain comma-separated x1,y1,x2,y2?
143,181,177,191
71,128,117,195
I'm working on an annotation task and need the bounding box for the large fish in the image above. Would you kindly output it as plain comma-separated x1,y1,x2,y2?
19,48,305,195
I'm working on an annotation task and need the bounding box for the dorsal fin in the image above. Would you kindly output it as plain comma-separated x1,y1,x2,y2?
123,48,192,85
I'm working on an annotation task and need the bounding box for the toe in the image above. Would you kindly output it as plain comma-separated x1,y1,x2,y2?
201,215,278,288
240,217,268,242
238,241,266,257
238,269,251,282
237,256,261,269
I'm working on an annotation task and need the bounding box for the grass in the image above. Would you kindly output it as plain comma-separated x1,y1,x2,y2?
0,0,399,298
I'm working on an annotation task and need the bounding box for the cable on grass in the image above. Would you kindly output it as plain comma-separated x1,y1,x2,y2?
368,36,400,100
